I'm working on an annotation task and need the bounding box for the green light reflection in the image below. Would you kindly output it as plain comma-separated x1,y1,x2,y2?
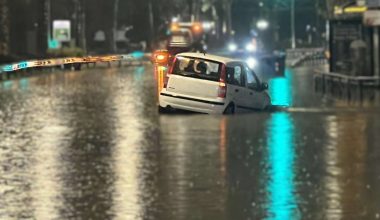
266,112,299,220
269,69,293,107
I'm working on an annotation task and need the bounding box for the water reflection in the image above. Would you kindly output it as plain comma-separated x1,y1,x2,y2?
269,69,293,107
133,66,145,82
19,78,29,91
324,114,370,219
2,80,13,90
1,65,380,220
266,112,298,220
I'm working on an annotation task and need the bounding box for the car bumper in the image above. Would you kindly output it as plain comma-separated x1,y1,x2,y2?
159,93,226,114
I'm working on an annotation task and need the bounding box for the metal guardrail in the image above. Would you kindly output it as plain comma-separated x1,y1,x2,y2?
286,48,327,67
0,53,152,75
314,70,380,100
291,52,327,67
315,71,380,86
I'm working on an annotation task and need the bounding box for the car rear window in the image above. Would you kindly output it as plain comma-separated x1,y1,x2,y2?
172,56,222,82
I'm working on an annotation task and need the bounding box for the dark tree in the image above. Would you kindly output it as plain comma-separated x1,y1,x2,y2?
0,0,9,56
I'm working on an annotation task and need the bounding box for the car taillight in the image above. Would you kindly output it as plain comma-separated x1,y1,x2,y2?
164,57,177,89
218,64,227,98
153,50,169,66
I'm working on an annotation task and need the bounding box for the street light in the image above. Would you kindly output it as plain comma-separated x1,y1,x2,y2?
257,20,269,30
291,0,296,49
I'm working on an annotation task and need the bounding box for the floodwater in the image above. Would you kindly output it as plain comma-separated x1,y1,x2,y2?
1,65,380,220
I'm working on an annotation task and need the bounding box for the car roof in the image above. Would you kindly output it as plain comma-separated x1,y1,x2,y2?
176,52,239,64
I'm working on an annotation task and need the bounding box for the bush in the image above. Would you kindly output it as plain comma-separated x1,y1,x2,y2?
47,47,85,58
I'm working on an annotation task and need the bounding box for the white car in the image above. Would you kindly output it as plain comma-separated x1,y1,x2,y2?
159,52,271,114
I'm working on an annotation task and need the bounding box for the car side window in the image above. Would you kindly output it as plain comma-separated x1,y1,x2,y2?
245,66,259,90
227,65,245,87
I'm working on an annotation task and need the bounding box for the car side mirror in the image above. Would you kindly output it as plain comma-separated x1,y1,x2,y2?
261,82,268,91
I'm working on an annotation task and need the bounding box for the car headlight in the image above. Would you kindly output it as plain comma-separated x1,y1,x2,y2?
228,43,237,52
245,43,257,52
246,57,257,68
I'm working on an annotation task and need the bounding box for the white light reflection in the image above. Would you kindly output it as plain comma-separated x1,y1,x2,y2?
324,116,343,220
112,68,144,220
29,96,69,219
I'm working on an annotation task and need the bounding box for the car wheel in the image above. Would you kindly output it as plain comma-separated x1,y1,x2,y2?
224,103,235,115
158,106,170,114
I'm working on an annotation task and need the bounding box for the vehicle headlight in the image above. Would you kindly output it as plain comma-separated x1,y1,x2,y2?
246,57,257,68
228,43,237,52
245,43,257,52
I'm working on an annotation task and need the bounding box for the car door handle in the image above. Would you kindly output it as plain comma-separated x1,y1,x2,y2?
235,89,239,92
249,92,253,95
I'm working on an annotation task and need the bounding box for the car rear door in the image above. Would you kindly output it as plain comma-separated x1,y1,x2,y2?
166,56,221,101
166,74,220,99
226,64,247,112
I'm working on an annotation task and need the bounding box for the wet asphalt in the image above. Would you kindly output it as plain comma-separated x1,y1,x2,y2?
1,64,380,220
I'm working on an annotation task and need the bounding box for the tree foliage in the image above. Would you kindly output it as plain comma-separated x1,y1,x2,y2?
0,0,9,55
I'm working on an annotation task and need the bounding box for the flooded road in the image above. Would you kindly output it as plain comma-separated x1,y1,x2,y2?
1,65,380,220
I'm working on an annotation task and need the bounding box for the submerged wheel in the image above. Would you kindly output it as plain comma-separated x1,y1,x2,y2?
224,103,235,115
158,106,172,114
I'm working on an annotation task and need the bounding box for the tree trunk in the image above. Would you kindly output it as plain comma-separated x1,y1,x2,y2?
73,0,87,51
224,0,233,38
112,0,119,52
0,0,9,56
325,0,336,19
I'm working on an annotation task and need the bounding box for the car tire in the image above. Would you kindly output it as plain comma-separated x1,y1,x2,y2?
158,106,169,114
224,103,235,115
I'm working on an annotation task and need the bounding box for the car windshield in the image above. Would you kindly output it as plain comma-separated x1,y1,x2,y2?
172,56,222,82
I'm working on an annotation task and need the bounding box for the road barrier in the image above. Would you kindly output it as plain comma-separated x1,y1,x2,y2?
286,48,328,67
0,53,152,80
314,71,380,100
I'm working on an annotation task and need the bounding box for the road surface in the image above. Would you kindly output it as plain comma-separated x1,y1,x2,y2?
1,65,380,220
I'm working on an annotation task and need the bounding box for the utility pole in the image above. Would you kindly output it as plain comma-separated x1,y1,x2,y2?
148,0,154,46
291,0,296,48
112,0,119,52
225,0,233,37
45,0,51,48
76,0,87,52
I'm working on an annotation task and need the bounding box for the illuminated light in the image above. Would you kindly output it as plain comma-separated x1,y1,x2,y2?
246,57,258,69
172,17,179,23
156,54,166,61
344,6,367,13
153,50,169,65
18,62,28,69
246,43,257,52
171,23,180,32
192,23,203,33
257,19,269,30
202,22,213,30
335,6,367,15
2,65,13,72
228,43,237,52
334,6,343,15
131,51,145,59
